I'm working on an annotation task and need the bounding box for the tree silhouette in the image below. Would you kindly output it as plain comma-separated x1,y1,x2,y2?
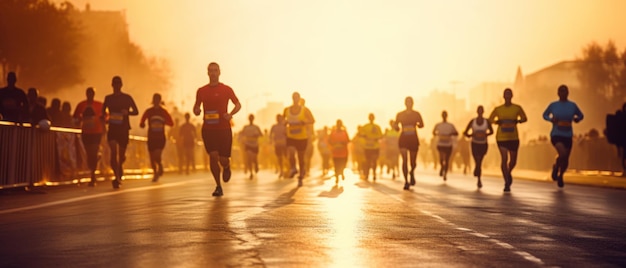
0,0,82,91
577,40,626,111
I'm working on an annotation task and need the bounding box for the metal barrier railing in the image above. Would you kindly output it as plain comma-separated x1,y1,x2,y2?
2,120,622,189
0,121,160,189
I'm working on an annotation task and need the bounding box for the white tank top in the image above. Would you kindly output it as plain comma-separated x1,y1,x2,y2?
471,118,489,144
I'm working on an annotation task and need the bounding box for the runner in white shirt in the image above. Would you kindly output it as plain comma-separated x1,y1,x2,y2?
432,110,458,181
462,105,494,188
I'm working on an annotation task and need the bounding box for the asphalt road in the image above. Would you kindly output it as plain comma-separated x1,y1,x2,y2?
1,168,625,267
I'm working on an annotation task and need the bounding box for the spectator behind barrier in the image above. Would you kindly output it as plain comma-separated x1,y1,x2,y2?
0,72,28,123
605,103,626,176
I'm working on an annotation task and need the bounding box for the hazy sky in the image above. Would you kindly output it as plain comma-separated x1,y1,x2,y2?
64,0,626,129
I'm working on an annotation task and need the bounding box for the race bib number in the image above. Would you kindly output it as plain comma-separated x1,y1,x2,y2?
289,126,303,135
473,131,487,141
556,120,572,131
204,111,219,125
150,122,165,132
439,135,452,142
500,119,516,133
109,112,123,125
401,127,416,135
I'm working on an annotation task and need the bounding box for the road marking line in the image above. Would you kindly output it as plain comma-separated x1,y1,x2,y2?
0,179,202,215
386,189,545,266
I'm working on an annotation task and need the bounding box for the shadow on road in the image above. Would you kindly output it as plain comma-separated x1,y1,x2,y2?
318,185,344,198
263,186,300,209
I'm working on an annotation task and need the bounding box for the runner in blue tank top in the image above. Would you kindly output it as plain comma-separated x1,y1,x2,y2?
542,84,584,188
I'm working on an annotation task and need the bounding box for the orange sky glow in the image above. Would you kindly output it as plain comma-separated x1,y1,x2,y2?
62,0,626,132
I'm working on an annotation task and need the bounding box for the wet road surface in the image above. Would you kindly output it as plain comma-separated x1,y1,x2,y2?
1,169,625,267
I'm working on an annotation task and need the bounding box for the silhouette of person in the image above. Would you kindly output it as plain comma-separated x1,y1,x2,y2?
284,92,315,187
270,114,288,178
59,101,74,128
606,103,626,176
178,113,197,175
328,119,350,184
361,113,383,181
193,62,242,197
488,88,527,192
73,87,105,186
240,114,263,180
47,98,62,126
102,76,139,189
0,72,28,123
383,120,400,179
317,126,331,176
26,88,49,126
140,93,174,182
433,110,458,181
393,96,425,190
462,105,494,188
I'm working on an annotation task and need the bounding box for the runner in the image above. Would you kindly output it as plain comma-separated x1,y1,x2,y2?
284,92,315,187
542,85,584,188
432,110,458,181
270,114,288,178
240,114,263,180
361,113,383,181
139,93,174,182
383,120,400,179
328,119,350,184
488,88,527,192
462,105,494,188
102,76,139,189
317,126,332,176
393,96,425,190
178,113,197,175
73,87,105,186
193,62,242,197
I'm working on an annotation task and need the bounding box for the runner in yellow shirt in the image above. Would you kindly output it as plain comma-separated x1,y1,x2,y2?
488,88,527,192
361,113,384,181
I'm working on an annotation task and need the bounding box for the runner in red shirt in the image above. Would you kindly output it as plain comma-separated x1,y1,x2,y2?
140,93,174,182
193,62,242,197
73,87,105,186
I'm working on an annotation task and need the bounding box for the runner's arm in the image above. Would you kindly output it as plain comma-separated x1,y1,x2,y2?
486,120,495,136
542,104,553,122
517,106,528,124
128,96,139,116
574,104,584,123
462,120,472,138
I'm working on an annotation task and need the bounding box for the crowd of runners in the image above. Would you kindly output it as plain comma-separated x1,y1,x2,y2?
3,62,614,197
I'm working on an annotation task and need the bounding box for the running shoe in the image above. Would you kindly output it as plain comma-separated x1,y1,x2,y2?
223,167,231,183
557,176,564,188
403,182,410,190
503,186,510,192
289,169,298,179
477,179,482,189
212,186,223,197
410,173,416,186
551,164,558,181
112,179,120,189
297,177,303,187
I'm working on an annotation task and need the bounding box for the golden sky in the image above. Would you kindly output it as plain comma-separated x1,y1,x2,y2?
64,0,626,130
